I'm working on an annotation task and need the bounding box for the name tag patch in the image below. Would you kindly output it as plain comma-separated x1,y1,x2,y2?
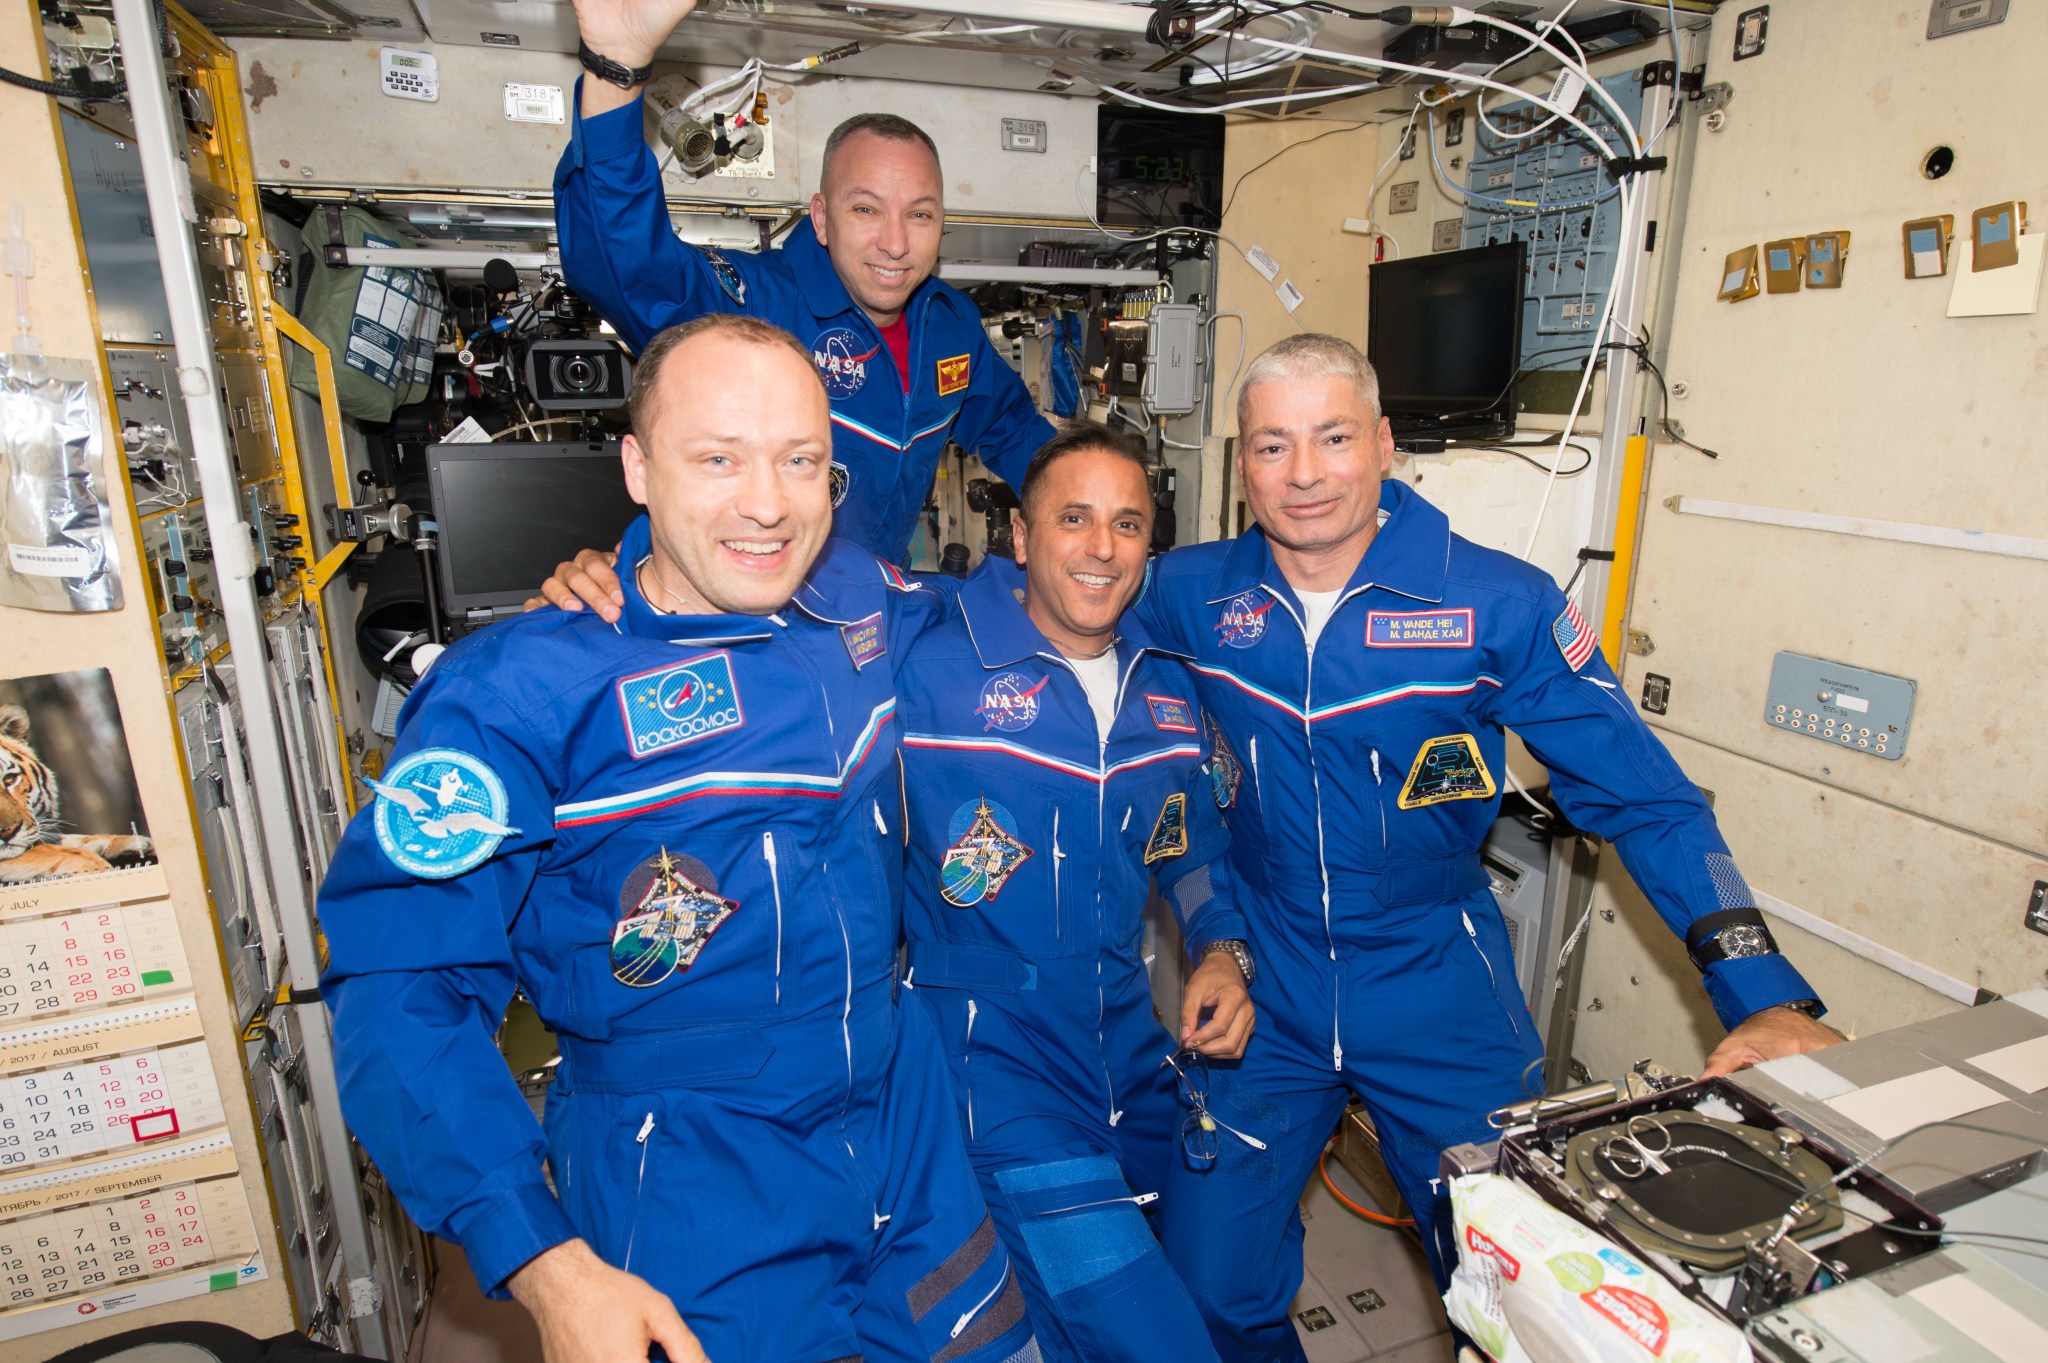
1396,733,1497,810
1367,608,1474,648
936,353,971,396
1147,694,1198,733
1144,793,1190,865
840,612,886,669
611,847,737,987
617,651,745,759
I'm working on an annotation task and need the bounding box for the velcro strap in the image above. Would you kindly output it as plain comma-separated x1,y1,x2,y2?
1379,854,1490,907
905,940,1037,994
1684,907,1778,970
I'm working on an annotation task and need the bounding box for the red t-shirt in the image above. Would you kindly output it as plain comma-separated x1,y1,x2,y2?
880,314,912,391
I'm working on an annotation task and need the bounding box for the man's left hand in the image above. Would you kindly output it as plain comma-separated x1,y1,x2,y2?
1180,953,1255,1060
1701,1004,1846,1080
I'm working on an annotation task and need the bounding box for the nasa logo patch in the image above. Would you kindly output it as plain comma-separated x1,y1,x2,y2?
1396,733,1496,810
1147,694,1198,734
703,248,746,306
840,612,886,670
1214,590,1273,649
1144,793,1190,865
371,748,519,879
616,651,745,759
940,796,1033,907
611,847,737,987
1366,608,1474,648
813,326,880,399
935,353,971,396
975,671,1047,733
829,460,850,508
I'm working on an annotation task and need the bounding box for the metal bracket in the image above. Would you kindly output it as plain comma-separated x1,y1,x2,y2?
1625,629,1656,657
1696,81,1734,132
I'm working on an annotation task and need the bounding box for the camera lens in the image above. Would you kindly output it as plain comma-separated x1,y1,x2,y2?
557,355,602,393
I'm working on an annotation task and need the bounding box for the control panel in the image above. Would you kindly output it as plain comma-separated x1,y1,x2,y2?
1764,652,1916,760
1460,71,1639,386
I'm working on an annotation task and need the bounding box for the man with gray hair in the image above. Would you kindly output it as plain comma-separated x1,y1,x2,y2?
555,0,1054,566
1129,332,1844,1361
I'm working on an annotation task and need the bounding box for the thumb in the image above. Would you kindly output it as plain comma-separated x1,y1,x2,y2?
647,1296,708,1363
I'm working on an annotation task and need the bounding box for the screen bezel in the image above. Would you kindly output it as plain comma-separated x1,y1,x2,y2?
1366,240,1528,443
425,440,639,617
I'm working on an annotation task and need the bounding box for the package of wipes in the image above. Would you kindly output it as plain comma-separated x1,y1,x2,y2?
1443,1174,1752,1363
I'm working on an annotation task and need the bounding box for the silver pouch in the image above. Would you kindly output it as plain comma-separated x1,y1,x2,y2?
0,352,124,612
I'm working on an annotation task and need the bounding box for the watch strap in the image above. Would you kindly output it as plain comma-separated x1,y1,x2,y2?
578,41,655,90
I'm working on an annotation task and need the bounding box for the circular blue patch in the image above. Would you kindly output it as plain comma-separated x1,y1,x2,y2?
372,748,517,879
812,326,880,399
703,248,746,306
1214,590,1273,649
975,670,1046,733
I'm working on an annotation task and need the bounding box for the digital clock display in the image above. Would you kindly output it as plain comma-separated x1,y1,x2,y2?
1097,108,1225,230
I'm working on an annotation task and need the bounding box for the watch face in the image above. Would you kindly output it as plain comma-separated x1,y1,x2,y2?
1718,925,1772,959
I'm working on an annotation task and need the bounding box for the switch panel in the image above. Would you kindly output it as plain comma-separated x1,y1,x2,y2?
1461,71,1637,382
1764,652,1915,760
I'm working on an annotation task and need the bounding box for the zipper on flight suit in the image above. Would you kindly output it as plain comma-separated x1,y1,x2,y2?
964,998,979,1140
623,1111,655,1272
762,832,783,1006
1051,808,1063,941
1463,910,1522,1039
1279,594,1345,1071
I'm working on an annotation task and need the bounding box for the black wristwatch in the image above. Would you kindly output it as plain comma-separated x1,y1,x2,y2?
1775,998,1826,1021
578,41,655,90
1203,939,1256,988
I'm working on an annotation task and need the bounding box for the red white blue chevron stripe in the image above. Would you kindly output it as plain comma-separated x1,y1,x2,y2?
1552,601,1598,672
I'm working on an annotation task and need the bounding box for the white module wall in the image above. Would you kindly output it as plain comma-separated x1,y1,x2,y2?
1573,0,2048,1077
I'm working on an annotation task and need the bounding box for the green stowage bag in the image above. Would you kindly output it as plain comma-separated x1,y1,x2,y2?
285,205,443,421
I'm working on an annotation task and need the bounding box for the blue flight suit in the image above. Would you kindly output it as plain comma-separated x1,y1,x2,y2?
897,557,1245,1363
1133,480,1823,1362
553,87,1055,563
319,516,1039,1363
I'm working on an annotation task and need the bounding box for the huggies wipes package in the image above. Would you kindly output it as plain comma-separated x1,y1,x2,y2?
1444,1174,1751,1363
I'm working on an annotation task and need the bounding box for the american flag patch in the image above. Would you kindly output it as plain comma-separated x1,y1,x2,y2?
1551,601,1598,672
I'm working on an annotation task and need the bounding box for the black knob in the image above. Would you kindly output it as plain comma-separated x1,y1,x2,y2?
939,543,970,578
163,559,188,576
189,547,212,562
276,536,302,550
254,566,276,595
170,593,194,612
273,514,300,529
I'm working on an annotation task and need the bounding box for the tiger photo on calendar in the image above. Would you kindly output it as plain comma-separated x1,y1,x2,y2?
0,669,155,888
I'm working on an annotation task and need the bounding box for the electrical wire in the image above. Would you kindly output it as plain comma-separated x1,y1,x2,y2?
1217,119,1372,225
1466,440,1594,478
1318,1149,1416,1227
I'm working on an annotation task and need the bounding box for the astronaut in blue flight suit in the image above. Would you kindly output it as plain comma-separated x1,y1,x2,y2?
555,0,1055,565
319,316,1040,1363
1131,335,1846,1363
896,425,1254,1363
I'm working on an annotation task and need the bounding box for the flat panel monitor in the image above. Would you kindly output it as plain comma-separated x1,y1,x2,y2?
426,441,641,618
1366,241,1527,445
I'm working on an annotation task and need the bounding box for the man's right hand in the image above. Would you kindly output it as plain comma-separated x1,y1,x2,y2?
509,1239,711,1363
572,0,699,114
525,547,626,622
